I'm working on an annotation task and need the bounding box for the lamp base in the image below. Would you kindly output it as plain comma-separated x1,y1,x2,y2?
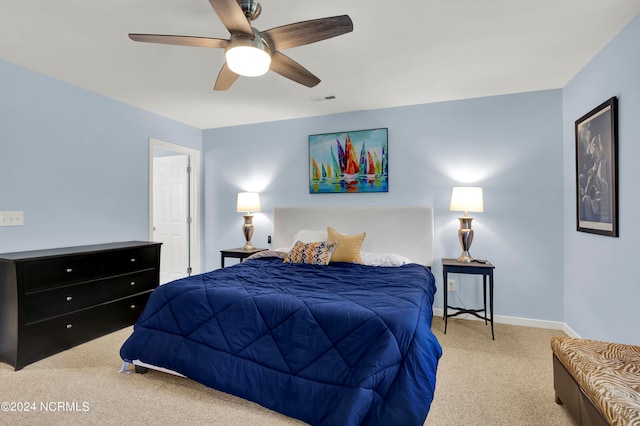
457,217,475,263
456,251,475,263
242,215,255,251
242,242,255,251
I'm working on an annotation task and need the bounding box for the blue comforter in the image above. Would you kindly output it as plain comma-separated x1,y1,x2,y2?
120,257,442,425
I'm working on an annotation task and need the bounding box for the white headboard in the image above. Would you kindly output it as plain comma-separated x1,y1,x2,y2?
273,206,434,266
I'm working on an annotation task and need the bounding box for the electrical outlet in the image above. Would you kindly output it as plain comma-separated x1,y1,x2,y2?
0,211,24,226
447,279,456,292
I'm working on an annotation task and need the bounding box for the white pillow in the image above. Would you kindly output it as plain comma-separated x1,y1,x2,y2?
361,252,412,267
292,229,327,245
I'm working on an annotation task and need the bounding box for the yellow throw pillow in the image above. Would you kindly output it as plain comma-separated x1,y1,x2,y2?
327,227,366,264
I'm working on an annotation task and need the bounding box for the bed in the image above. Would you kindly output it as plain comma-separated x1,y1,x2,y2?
120,206,442,425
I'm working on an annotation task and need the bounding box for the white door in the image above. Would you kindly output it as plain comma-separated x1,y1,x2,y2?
153,154,190,284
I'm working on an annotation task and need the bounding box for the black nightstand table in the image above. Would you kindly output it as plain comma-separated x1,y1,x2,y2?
442,257,496,339
220,248,267,267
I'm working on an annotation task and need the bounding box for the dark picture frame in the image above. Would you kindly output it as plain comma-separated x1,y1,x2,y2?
575,97,618,237
309,128,388,193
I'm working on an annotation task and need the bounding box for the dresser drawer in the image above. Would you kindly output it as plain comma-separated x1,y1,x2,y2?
21,306,104,367
24,280,108,324
102,292,151,332
22,254,104,291
102,269,158,301
104,246,158,275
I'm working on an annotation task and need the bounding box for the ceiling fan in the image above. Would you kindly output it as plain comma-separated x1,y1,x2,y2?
129,0,353,91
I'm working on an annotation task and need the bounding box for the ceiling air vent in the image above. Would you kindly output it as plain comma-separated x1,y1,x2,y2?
310,95,337,102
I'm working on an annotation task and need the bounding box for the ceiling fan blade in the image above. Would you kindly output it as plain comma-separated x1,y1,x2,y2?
270,52,320,88
214,63,240,91
209,0,253,36
261,15,353,51
129,34,229,49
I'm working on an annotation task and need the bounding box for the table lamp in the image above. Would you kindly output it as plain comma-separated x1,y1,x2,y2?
450,187,484,262
236,192,261,250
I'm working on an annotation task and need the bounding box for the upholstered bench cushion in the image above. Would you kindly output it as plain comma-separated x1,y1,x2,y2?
551,336,640,426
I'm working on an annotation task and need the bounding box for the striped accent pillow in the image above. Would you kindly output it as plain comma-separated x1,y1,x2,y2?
284,241,338,265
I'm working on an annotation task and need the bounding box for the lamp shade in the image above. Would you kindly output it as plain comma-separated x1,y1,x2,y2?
237,192,261,213
450,187,484,215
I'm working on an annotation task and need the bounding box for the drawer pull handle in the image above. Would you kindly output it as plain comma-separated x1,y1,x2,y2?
130,304,136,309
130,258,136,263
66,268,73,273
66,296,73,302
66,324,73,329
130,281,136,286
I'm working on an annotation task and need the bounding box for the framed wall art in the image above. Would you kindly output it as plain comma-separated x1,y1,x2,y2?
309,128,388,193
575,96,618,237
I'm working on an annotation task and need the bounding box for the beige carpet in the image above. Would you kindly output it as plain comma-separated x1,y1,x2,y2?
0,318,574,425
427,318,574,426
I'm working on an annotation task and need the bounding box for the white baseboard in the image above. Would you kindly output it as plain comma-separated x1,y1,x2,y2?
561,323,580,338
432,308,581,337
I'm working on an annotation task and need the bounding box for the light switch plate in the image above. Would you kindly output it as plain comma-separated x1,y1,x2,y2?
0,211,24,226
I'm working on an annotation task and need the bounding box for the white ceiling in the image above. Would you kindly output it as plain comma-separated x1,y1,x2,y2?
1,1,639,130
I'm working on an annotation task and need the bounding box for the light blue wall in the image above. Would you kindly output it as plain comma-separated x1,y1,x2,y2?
0,60,202,253
203,90,565,321
4,12,637,339
562,14,640,345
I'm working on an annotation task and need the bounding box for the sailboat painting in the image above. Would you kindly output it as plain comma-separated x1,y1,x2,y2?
309,128,388,193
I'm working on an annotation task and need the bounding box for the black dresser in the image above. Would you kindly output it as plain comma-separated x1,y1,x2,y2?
0,241,161,370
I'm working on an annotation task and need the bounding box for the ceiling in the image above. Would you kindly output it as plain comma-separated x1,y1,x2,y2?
1,1,639,130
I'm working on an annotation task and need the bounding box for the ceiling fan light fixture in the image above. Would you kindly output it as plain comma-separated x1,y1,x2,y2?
226,45,271,76
225,31,271,77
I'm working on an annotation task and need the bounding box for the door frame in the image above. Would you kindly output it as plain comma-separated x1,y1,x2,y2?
148,138,201,277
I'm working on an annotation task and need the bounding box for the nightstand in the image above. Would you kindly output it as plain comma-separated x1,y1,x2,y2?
220,248,267,267
442,257,496,339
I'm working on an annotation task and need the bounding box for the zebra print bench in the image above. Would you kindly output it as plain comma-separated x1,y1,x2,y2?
551,336,640,426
